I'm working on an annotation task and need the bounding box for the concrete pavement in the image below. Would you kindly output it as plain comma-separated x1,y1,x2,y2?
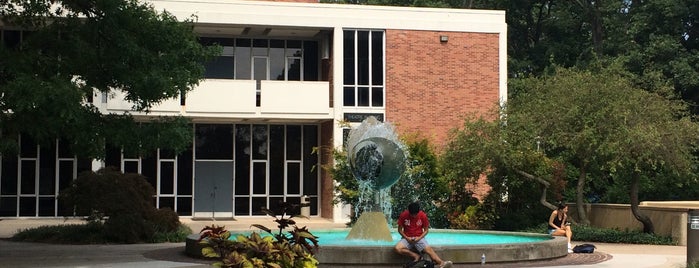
0,218,691,268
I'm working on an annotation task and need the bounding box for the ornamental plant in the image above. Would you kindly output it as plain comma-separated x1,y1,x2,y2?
199,201,319,268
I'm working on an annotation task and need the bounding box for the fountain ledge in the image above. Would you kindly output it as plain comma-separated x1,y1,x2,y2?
185,229,568,267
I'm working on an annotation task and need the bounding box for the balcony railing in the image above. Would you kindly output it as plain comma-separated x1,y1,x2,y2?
100,80,332,120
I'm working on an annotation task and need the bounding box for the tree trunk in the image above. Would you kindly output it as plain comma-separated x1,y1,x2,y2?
590,1,604,55
514,169,556,210
571,0,604,55
575,166,590,225
630,172,655,233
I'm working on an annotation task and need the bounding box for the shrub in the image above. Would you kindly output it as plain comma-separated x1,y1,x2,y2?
104,213,151,243
571,224,675,245
12,222,191,244
147,207,181,233
199,201,319,268
521,223,675,245
391,138,450,228
448,202,498,230
59,167,183,243
11,222,106,244
151,223,193,243
60,167,155,220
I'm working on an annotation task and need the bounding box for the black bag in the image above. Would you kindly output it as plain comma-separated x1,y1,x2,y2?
404,259,435,268
572,243,596,253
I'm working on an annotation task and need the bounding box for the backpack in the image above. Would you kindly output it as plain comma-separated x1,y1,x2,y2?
572,243,596,253
404,259,435,268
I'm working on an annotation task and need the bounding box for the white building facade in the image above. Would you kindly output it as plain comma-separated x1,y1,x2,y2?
0,0,506,222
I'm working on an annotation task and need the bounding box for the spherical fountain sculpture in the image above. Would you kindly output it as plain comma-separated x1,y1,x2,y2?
344,116,406,242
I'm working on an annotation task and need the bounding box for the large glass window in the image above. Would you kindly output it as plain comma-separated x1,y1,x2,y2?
200,38,235,79
232,124,318,216
199,37,319,81
343,30,385,107
0,136,89,217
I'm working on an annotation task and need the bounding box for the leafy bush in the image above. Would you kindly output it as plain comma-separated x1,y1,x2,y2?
571,224,675,245
58,167,184,243
481,168,553,231
11,222,191,244
60,167,155,220
151,224,193,243
11,222,106,244
104,213,151,243
391,138,450,228
199,201,319,268
448,202,498,230
521,223,675,245
147,207,181,233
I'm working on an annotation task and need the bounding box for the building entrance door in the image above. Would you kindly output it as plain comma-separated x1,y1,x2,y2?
193,161,233,219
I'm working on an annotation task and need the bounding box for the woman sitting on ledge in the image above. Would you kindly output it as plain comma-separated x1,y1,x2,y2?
548,202,573,253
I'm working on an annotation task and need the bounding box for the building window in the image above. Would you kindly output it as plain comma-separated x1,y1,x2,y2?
343,30,385,107
0,136,91,217
200,37,318,81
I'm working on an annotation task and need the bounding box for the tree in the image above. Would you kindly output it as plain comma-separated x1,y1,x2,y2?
443,63,699,232
441,106,564,229
613,0,699,114
510,64,699,230
0,0,217,158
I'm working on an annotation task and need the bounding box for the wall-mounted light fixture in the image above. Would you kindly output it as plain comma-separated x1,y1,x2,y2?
440,35,449,42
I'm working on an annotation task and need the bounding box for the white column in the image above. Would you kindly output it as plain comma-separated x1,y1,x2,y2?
331,26,352,224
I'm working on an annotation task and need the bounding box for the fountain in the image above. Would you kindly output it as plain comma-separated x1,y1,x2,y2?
344,116,406,241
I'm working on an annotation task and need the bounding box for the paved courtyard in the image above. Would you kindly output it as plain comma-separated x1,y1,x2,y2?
0,218,690,268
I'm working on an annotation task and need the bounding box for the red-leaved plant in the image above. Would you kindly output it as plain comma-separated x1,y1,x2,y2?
198,200,319,268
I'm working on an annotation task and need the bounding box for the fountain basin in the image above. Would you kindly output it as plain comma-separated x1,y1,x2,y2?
186,229,568,266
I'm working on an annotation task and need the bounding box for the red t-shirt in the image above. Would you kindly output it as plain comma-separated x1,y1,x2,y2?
398,210,429,237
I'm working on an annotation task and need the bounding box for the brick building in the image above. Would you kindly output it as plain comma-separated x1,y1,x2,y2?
0,0,506,223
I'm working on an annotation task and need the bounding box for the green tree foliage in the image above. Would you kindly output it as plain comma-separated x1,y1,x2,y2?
391,138,450,228
0,0,218,158
441,109,563,230
613,1,699,114
513,64,699,231
443,64,699,232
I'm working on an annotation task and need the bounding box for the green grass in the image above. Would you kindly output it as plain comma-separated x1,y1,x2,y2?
11,222,193,244
520,223,676,245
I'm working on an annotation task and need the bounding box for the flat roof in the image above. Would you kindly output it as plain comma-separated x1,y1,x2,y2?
147,0,506,33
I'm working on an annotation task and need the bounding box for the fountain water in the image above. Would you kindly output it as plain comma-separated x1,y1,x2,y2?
344,117,406,241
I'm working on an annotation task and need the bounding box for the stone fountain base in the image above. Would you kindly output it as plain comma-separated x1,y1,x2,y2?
345,211,392,241
185,230,568,267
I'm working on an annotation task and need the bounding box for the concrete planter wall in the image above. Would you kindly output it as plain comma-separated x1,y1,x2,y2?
567,201,699,246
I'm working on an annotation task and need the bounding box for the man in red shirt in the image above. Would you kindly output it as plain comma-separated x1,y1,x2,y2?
395,202,453,268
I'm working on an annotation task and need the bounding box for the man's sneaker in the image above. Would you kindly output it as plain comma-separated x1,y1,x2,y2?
440,260,453,268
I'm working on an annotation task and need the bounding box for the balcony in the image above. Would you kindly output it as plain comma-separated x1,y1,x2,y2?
100,80,332,121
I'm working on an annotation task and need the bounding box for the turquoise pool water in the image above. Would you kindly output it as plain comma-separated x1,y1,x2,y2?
230,230,550,246
312,230,549,246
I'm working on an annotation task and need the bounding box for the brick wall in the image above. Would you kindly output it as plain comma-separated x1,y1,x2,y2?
319,120,335,218
385,30,500,151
